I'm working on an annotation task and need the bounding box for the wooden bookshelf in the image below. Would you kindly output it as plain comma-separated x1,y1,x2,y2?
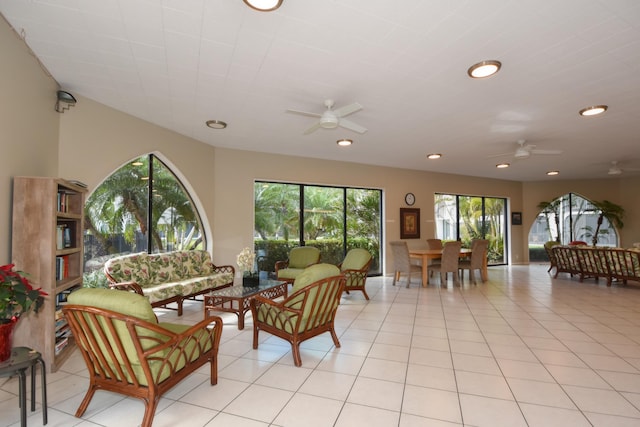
11,177,86,372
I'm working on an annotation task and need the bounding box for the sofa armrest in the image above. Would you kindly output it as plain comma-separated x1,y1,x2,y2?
109,281,144,295
212,264,235,276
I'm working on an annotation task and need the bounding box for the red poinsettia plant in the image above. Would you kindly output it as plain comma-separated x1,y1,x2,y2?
0,264,47,322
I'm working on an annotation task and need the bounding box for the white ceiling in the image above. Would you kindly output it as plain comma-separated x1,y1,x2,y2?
2,0,640,181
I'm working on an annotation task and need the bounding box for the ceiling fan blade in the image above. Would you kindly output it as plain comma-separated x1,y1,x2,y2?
333,102,363,118
486,152,512,158
303,122,322,135
530,149,563,155
286,109,322,118
338,118,367,134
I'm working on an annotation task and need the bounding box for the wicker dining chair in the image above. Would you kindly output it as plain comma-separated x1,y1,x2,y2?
429,241,462,285
459,239,488,284
389,241,422,288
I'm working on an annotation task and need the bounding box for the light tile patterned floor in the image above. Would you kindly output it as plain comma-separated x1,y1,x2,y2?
2,264,640,427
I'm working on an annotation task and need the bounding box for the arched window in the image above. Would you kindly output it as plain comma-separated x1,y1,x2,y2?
528,193,620,261
83,154,206,281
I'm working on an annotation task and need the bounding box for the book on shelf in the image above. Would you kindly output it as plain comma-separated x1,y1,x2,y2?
55,256,70,281
55,336,69,354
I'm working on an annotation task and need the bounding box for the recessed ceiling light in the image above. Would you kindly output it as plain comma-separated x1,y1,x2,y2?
337,139,353,146
547,170,560,176
131,161,143,166
579,105,608,116
496,163,510,168
467,60,501,78
427,153,442,159
206,120,227,129
242,0,283,11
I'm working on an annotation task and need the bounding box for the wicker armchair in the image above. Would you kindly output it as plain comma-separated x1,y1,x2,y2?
62,288,223,427
275,246,321,284
429,241,462,285
250,264,345,366
338,248,373,300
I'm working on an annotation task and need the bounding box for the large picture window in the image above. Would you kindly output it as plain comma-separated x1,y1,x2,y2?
434,193,507,265
83,154,205,274
254,182,382,275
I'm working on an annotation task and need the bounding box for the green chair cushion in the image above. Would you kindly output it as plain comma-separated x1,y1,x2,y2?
291,263,340,294
341,248,371,271
288,246,320,269
68,288,158,324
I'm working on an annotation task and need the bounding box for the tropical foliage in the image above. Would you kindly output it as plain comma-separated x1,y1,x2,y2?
83,154,204,272
254,183,381,273
434,194,506,263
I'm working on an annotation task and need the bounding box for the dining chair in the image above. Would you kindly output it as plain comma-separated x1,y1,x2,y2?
426,238,443,250
429,241,462,285
459,239,488,284
426,238,443,276
390,241,422,288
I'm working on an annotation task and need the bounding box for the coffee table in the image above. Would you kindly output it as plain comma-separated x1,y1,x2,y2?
203,279,288,330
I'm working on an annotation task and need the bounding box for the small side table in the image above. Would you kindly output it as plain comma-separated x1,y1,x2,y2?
0,347,48,427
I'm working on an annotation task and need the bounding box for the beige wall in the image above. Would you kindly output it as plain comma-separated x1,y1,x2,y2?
3,16,637,275
1,17,59,262
211,148,524,270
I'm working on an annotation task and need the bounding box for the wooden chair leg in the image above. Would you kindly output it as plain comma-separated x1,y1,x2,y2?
75,387,97,417
291,343,303,367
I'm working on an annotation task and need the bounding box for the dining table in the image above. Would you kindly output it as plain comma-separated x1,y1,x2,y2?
409,247,484,286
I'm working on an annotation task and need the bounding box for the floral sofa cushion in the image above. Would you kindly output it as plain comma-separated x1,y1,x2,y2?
104,250,234,315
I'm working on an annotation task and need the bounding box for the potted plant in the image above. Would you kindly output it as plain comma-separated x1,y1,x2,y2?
590,200,625,247
0,264,47,361
236,247,259,285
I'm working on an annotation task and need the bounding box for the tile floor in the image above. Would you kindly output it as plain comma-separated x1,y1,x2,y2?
2,264,640,427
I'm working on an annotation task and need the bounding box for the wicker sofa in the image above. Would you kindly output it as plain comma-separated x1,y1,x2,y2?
551,245,640,286
104,250,234,315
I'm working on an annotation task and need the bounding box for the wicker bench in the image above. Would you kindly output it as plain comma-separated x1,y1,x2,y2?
551,245,640,286
104,250,234,315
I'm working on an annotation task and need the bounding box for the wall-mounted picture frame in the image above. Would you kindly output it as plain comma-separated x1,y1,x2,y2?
512,211,522,225
400,208,420,239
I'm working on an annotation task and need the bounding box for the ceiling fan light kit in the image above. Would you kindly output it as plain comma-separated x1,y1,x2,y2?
488,139,563,160
286,99,367,135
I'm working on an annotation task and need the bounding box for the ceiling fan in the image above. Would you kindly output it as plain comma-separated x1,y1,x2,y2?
286,99,367,135
607,160,640,175
487,139,563,159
